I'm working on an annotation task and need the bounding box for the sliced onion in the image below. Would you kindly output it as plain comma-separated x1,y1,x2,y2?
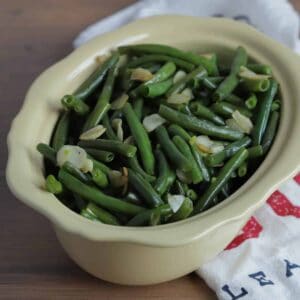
210,143,225,154
130,68,153,82
124,135,135,145
239,66,271,80
173,70,187,84
112,118,124,141
79,125,106,140
176,169,193,184
167,194,185,213
111,93,129,110
232,110,253,134
143,114,166,132
166,88,193,104
108,170,127,188
57,145,92,173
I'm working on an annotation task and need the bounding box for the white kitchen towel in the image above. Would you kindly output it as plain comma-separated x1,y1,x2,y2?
73,1,300,299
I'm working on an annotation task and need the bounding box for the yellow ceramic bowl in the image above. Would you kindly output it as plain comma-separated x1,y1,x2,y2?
6,16,300,285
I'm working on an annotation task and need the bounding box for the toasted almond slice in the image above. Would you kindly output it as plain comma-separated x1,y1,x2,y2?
143,114,166,132
111,93,129,110
79,125,106,140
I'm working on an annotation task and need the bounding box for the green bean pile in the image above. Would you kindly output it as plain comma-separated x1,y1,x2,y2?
37,44,280,226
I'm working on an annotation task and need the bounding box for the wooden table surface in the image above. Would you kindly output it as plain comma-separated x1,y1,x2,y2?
1,1,299,299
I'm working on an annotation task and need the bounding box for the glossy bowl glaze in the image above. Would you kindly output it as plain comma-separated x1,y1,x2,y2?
6,16,300,285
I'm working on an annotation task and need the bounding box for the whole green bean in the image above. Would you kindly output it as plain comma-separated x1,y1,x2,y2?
83,59,118,131
168,124,191,142
189,102,225,125
58,169,144,215
133,98,144,120
166,66,207,97
127,168,163,208
139,78,173,98
78,139,137,158
127,204,172,226
155,126,192,172
84,148,114,163
91,167,108,188
51,111,70,151
126,54,195,71
45,175,63,194
252,80,278,145
169,197,193,222
74,52,119,100
173,135,203,184
262,111,280,153
211,101,252,118
86,203,120,225
119,43,216,75
194,148,248,213
159,105,244,141
205,137,251,166
190,143,210,182
123,103,155,175
37,143,57,165
154,149,176,195
61,161,91,183
61,95,90,115
127,156,156,182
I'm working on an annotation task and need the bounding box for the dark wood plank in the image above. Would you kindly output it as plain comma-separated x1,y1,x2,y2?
0,1,217,299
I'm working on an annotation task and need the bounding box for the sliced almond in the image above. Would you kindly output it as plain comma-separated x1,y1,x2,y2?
111,93,129,110
130,68,154,82
79,125,106,140
111,118,124,141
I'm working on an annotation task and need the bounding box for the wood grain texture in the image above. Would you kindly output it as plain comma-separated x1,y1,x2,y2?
2,1,299,299
0,1,217,299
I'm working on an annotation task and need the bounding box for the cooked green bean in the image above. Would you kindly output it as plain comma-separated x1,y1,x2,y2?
74,52,119,100
86,203,120,225
133,98,144,120
83,58,119,131
155,126,192,172
247,145,264,158
123,103,155,175
45,175,63,194
247,63,272,75
213,46,247,101
190,143,210,182
168,124,191,142
80,208,98,221
59,169,144,215
154,149,176,196
159,105,244,141
166,66,207,97
78,139,137,158
242,77,270,92
139,78,173,98
262,111,280,153
224,94,244,105
202,77,224,90
126,54,195,71
84,148,114,163
195,148,248,212
186,189,197,201
51,112,70,152
169,197,193,222
37,143,57,165
211,101,252,118
252,80,278,145
87,156,111,175
91,167,108,188
119,43,216,75
127,156,156,182
238,161,248,177
245,93,258,110
173,135,203,184
102,114,119,140
271,99,281,112
189,102,225,125
127,168,163,208
127,204,172,226
61,95,90,115
205,137,251,167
